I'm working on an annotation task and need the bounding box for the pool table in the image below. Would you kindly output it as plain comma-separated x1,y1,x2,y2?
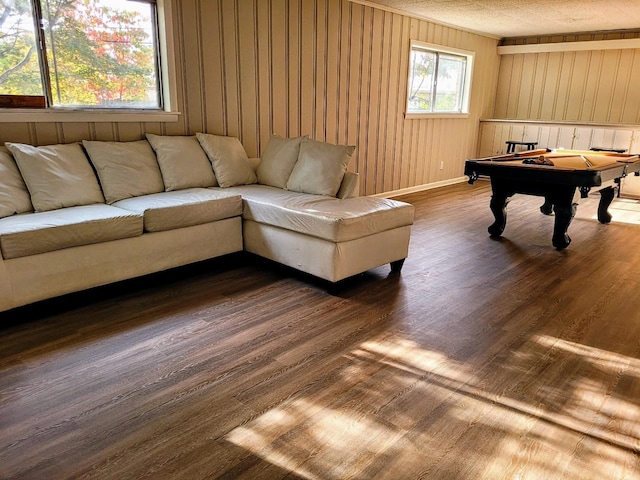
465,149,640,249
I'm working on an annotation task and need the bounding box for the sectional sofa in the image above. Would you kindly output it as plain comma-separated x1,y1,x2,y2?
0,133,414,313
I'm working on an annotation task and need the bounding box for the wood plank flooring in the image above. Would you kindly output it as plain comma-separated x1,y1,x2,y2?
1,181,640,479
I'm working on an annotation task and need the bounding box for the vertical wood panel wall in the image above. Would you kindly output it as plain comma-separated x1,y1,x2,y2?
494,32,640,124
181,0,501,195
0,0,500,196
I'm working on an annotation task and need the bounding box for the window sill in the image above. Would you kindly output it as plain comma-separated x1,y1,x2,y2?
405,112,470,120
0,109,181,123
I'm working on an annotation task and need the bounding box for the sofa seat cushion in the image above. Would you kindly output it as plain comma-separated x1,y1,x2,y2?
0,205,143,259
225,185,414,242
112,188,242,232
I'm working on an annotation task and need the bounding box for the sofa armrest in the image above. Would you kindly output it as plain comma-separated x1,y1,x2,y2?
337,172,360,199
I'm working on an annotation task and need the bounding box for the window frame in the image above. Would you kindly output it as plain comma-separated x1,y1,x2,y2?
405,40,474,119
0,0,179,123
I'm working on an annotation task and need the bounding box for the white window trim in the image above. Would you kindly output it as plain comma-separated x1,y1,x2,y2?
0,0,180,123
405,40,474,119
405,113,471,120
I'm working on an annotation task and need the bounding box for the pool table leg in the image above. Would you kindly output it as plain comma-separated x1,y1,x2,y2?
597,186,615,224
540,198,553,215
550,188,579,250
488,187,513,237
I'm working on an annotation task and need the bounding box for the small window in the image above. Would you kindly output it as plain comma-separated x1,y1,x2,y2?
0,0,162,110
406,41,473,117
0,1,43,98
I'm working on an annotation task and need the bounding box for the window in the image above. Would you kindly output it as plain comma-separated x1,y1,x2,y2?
0,0,163,110
406,41,473,117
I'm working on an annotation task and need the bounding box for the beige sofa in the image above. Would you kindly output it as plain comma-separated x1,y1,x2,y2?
0,133,413,313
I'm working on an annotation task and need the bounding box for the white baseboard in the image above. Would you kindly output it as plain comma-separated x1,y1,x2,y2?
370,176,468,199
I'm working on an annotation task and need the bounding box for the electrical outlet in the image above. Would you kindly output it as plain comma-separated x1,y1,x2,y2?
439,161,444,170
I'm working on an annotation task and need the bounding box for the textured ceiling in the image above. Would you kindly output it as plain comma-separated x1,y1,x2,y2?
362,0,640,38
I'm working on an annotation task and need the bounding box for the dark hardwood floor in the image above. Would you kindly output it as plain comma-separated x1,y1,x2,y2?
1,181,640,479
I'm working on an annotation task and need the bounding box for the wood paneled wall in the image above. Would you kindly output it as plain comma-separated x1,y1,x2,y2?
494,31,640,124
178,0,500,195
0,0,501,196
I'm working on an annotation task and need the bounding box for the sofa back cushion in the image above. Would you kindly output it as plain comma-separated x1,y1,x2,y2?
145,134,217,190
6,142,105,212
196,133,257,188
83,140,165,204
256,135,307,189
0,146,33,219
286,139,355,197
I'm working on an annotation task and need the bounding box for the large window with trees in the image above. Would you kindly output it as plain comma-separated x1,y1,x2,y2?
406,41,474,117
0,0,163,110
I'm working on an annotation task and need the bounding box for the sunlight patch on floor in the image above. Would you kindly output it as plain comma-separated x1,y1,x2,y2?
579,197,640,225
224,335,640,479
355,337,463,379
225,397,405,479
535,335,640,376
478,335,640,479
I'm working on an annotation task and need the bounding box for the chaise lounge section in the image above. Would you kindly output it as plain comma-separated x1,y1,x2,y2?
228,185,414,282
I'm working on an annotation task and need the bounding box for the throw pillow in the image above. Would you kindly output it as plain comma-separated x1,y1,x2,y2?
196,132,257,188
145,133,217,191
256,134,307,189
0,146,33,218
83,139,165,204
6,142,105,212
286,139,356,196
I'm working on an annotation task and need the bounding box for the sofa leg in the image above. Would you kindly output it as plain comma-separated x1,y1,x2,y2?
390,259,405,274
326,282,341,296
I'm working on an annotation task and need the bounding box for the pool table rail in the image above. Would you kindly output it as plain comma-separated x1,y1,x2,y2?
464,150,640,249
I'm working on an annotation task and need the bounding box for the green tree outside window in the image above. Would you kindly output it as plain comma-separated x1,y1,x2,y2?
0,0,160,109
